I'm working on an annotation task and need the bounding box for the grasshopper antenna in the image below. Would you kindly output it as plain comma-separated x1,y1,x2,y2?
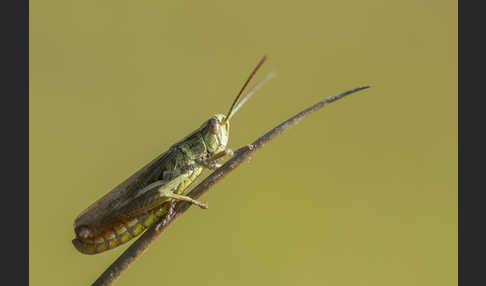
225,55,267,123
228,72,276,121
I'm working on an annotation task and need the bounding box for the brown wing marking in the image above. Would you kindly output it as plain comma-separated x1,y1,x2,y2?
73,150,177,238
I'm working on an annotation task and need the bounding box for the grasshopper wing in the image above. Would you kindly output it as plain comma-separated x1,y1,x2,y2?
73,150,177,238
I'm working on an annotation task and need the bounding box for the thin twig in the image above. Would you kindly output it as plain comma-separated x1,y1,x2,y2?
91,85,370,286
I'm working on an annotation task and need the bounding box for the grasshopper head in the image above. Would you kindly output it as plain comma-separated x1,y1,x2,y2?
202,56,271,156
202,114,230,154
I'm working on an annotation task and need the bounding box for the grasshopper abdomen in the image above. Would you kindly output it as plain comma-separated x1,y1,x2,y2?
73,206,170,254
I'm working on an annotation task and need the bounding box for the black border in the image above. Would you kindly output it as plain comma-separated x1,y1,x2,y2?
3,0,29,284
459,1,483,285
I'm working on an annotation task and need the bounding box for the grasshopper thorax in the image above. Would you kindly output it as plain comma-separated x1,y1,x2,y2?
201,114,230,155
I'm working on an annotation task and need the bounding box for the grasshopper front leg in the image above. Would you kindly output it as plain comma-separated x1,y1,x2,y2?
197,149,234,170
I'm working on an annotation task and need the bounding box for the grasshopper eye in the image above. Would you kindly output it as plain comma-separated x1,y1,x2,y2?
209,117,219,134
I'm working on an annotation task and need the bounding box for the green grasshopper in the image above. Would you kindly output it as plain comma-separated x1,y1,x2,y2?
73,56,273,254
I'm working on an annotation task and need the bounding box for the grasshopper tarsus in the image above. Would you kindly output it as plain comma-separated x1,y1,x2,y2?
156,201,177,232
199,202,209,209
234,144,254,155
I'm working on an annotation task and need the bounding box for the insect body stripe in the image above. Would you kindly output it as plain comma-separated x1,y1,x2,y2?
112,226,123,243
102,232,113,250
122,222,136,236
72,174,196,254
72,209,170,254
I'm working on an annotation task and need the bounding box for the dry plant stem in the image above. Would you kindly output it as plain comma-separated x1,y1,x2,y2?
91,85,370,286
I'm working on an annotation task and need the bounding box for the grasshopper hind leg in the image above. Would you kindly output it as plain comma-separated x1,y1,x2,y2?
156,200,177,231
158,187,208,209
153,181,208,232
161,166,208,209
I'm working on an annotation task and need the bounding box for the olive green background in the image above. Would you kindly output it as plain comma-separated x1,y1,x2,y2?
30,0,457,285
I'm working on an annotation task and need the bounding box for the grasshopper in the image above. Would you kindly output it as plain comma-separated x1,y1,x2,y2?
73,56,273,254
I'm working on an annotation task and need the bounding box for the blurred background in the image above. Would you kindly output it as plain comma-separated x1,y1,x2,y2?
30,1,457,285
